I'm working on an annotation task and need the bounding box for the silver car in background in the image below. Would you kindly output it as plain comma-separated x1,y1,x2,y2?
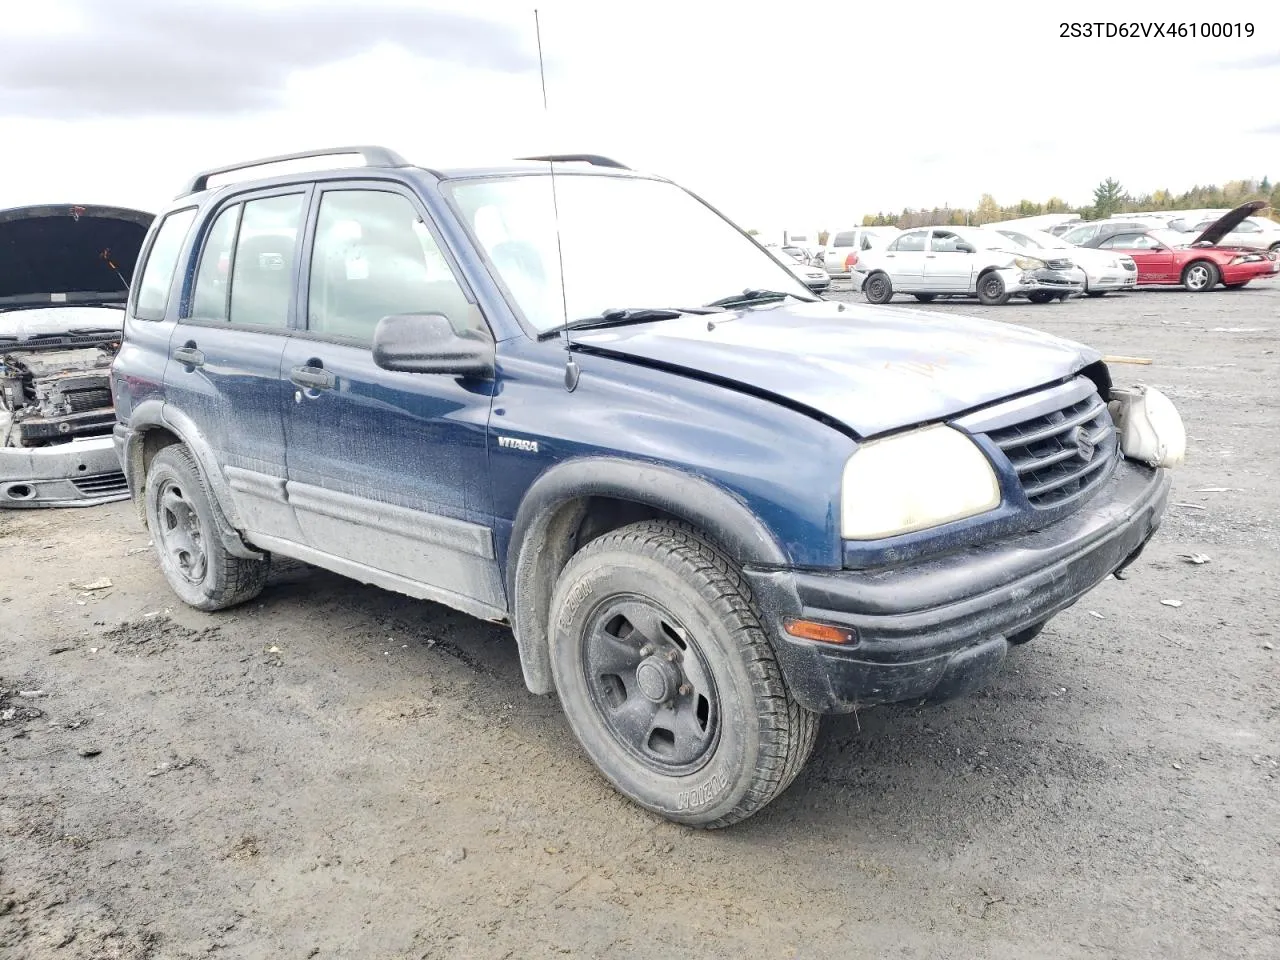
853,226,1084,305
991,226,1137,297
765,244,830,293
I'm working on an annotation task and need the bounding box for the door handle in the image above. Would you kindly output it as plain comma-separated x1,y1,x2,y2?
173,345,205,368
290,365,336,391
925,255,936,258
885,254,895,258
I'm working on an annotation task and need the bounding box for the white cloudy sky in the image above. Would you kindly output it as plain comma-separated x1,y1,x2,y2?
2,0,1278,235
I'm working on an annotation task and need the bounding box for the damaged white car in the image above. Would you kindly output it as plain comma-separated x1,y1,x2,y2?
1,204,154,507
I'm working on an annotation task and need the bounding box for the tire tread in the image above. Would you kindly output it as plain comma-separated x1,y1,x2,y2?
148,445,267,611
565,520,818,828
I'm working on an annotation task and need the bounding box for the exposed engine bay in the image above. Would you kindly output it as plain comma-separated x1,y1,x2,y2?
1,333,120,448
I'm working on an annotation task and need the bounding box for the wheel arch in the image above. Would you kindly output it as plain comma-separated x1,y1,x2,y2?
123,401,263,559
505,457,789,695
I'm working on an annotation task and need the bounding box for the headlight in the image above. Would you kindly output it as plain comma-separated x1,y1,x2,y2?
840,425,1001,539
1014,256,1044,270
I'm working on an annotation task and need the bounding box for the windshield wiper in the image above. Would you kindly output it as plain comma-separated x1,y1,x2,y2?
704,288,815,308
537,306,713,341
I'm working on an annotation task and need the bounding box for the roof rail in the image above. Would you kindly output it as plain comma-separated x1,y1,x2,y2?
515,154,630,170
178,145,409,196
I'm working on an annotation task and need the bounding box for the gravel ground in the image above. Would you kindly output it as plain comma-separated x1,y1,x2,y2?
2,282,1278,959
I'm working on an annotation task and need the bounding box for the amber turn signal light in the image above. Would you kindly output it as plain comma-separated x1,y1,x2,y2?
783,618,858,645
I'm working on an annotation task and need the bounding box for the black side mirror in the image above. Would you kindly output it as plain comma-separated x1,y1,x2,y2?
956,243,976,254
371,313,495,379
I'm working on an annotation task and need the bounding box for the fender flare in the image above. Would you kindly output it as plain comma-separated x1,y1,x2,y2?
123,401,264,560
506,456,789,695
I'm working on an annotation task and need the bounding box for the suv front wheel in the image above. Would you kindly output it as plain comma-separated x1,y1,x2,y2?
144,444,268,611
548,520,818,828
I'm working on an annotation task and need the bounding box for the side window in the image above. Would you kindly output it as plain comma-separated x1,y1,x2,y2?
930,230,960,253
228,194,305,329
831,231,856,247
1235,220,1261,233
133,208,197,321
191,204,241,321
1100,234,1142,249
891,231,926,252
307,190,478,343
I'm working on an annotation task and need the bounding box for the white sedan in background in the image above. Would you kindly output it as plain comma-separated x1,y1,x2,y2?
990,226,1137,297
1185,215,1280,252
852,226,1085,305
764,244,831,293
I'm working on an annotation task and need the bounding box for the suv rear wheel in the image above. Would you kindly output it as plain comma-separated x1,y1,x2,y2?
144,444,268,611
548,520,817,828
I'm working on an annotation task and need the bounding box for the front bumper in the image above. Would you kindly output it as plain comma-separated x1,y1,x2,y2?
745,460,1171,714
0,434,129,508
1085,268,1138,291
1009,266,1086,297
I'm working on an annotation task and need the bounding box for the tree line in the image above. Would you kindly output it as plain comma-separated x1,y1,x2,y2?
855,177,1278,231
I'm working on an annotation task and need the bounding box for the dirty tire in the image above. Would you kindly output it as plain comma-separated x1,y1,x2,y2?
1181,260,1218,292
863,272,894,304
1007,620,1047,645
913,293,936,303
1026,291,1055,304
144,444,267,612
548,520,818,828
977,271,1010,305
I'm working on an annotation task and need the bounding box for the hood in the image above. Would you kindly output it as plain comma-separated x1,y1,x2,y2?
1192,200,1268,246
572,299,1101,437
0,204,155,311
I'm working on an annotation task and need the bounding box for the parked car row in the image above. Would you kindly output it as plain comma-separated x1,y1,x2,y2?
849,202,1277,304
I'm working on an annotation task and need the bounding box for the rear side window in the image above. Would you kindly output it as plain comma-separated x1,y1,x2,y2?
228,195,305,328
133,208,196,321
832,231,856,247
891,231,927,252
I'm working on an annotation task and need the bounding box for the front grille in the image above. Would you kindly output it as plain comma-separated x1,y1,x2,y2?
983,389,1118,509
1045,258,1074,270
71,471,128,496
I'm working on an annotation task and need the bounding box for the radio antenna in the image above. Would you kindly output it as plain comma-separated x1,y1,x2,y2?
534,9,580,392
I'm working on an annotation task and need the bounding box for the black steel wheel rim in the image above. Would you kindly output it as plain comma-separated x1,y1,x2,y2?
581,595,720,774
868,278,886,300
157,479,207,584
984,277,1002,298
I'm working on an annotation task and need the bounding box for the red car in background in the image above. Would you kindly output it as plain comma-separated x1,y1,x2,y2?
1079,201,1279,291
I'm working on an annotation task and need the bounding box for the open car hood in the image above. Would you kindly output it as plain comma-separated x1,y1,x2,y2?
572,299,1102,438
1192,200,1268,246
0,204,155,311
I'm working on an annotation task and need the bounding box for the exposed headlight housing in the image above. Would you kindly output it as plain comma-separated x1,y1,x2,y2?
1014,255,1045,270
840,425,1001,539
1108,385,1186,468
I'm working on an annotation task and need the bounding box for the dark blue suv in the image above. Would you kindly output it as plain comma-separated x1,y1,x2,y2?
111,147,1184,827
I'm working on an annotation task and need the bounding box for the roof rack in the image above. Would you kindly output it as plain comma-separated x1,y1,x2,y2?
178,145,409,196
515,154,630,170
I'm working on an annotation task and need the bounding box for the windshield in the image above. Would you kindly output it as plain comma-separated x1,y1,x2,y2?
1000,229,1070,251
446,174,813,331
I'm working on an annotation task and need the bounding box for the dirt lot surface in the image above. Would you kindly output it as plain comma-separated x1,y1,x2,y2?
3,283,1278,959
